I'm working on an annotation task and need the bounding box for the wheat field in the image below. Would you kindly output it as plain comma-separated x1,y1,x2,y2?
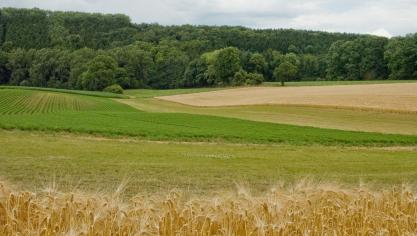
1,181,417,235
158,83,417,113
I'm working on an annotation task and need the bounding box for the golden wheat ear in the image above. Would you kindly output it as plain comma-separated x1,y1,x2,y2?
2,182,417,235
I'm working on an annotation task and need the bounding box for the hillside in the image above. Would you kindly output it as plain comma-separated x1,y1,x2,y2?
1,7,416,93
158,82,417,112
1,88,417,146
0,8,361,51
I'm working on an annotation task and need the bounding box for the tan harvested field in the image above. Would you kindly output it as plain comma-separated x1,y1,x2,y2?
119,98,417,135
158,83,417,112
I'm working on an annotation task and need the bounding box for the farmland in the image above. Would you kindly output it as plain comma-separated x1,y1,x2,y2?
1,84,417,234
2,180,417,235
159,82,417,112
0,89,96,115
2,130,417,195
0,84,417,194
2,88,417,146
2,5,417,234
122,89,417,135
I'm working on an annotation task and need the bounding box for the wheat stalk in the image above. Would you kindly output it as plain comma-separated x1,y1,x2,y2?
1,181,416,235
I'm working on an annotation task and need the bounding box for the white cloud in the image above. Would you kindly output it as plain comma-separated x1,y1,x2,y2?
1,0,417,36
370,29,392,38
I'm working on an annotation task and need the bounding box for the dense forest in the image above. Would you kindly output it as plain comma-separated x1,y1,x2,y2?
0,8,416,91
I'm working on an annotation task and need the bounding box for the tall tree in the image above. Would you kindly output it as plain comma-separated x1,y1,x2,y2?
0,50,9,84
247,53,267,74
300,54,320,79
7,48,35,85
110,45,154,88
29,49,71,88
209,47,241,86
385,34,417,80
150,45,188,89
274,61,298,86
69,48,97,89
81,54,118,91
327,37,388,80
1,8,50,49
183,58,208,88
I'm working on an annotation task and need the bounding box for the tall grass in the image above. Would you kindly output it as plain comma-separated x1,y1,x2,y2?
1,181,416,235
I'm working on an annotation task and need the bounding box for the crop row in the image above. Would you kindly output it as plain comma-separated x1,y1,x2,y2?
0,90,92,115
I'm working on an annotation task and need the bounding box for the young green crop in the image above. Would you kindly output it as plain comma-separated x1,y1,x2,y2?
0,89,130,115
1,88,417,146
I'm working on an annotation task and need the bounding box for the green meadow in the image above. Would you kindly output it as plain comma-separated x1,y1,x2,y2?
1,130,417,195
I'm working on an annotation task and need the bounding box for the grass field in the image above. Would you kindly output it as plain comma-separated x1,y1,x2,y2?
1,130,417,195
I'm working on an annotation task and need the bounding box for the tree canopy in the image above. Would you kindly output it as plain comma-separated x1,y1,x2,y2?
0,7,416,91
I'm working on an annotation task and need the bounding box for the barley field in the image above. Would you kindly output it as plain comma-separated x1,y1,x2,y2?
1,181,417,235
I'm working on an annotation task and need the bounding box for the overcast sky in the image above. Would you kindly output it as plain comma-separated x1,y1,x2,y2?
2,0,417,37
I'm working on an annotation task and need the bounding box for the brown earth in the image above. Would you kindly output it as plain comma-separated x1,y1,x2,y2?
158,83,417,112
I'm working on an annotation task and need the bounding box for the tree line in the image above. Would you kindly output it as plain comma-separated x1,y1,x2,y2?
0,8,416,91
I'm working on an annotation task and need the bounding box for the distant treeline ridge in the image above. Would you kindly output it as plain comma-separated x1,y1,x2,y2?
0,8,416,90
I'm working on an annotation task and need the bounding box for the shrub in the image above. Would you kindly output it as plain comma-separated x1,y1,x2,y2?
233,70,264,86
103,84,123,94
245,73,264,85
232,70,247,85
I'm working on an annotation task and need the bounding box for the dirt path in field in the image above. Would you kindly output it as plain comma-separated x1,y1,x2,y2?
158,83,417,112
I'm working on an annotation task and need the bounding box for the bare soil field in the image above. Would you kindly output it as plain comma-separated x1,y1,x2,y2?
158,83,417,112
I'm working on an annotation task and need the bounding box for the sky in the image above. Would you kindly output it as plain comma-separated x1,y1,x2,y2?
2,0,417,37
